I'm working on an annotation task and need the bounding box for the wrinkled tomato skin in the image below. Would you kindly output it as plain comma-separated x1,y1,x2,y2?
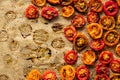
89,39,104,51
26,5,39,19
61,0,73,6
95,74,110,80
47,0,61,5
104,1,119,16
32,0,46,7
41,6,58,20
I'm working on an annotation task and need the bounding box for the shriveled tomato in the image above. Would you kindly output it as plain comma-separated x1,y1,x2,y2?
61,0,73,6
103,30,119,47
64,50,78,65
116,44,120,57
96,63,109,75
117,0,120,6
110,74,120,80
61,6,74,18
99,51,113,64
73,32,88,51
87,11,99,24
41,6,58,20
74,0,88,13
104,1,118,16
71,14,85,28
42,70,57,80
117,15,120,24
89,39,104,51
89,0,103,12
32,0,46,6
76,65,90,80
99,16,115,30
87,23,103,39
47,0,61,5
60,65,75,80
81,50,96,65
95,74,110,80
25,5,39,19
64,25,76,41
110,59,120,73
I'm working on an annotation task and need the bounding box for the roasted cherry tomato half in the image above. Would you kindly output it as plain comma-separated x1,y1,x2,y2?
110,59,120,73
117,0,120,6
87,11,99,24
116,44,120,57
60,65,75,80
76,65,90,80
99,16,115,30
32,0,46,6
61,0,73,6
96,63,109,75
26,69,41,80
99,50,113,64
103,30,119,47
104,1,118,16
73,32,88,51
61,6,74,18
71,14,85,28
64,50,78,65
42,70,57,80
89,0,103,12
87,23,103,39
25,5,39,19
81,50,96,65
95,74,110,80
117,15,120,24
89,39,104,51
110,74,120,80
41,6,58,20
47,0,61,5
74,0,88,13
64,25,77,41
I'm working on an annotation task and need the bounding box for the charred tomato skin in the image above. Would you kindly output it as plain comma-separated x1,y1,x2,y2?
95,74,110,80
103,1,119,16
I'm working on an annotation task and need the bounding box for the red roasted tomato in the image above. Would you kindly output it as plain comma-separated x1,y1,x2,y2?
89,39,105,51
64,50,78,65
64,25,76,41
61,0,73,6
74,0,88,13
76,65,90,80
89,0,103,12
95,74,110,80
71,14,85,28
96,63,109,75
32,0,46,6
42,70,57,80
99,51,113,64
41,6,58,20
104,1,118,16
47,0,61,5
87,11,99,24
110,59,120,73
25,5,39,19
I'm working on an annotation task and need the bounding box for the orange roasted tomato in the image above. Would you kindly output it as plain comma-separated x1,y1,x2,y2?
110,74,120,80
74,0,88,13
42,70,57,80
64,50,78,65
95,74,110,80
103,30,119,47
71,14,85,28
60,65,75,80
64,25,77,41
110,59,120,73
81,50,96,65
61,6,74,18
47,0,61,5
76,65,90,80
87,23,103,39
89,0,103,12
116,44,120,57
25,5,39,19
99,16,115,30
73,32,88,51
61,0,73,6
32,0,46,6
117,0,120,6
99,50,113,64
26,69,41,80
